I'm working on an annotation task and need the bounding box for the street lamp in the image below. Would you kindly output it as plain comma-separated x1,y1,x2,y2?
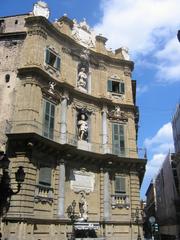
135,207,142,240
0,150,26,216
67,200,78,240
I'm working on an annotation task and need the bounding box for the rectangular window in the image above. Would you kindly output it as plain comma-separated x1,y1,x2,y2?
107,80,125,94
112,123,125,156
39,167,52,186
115,176,126,194
45,48,61,70
43,100,55,140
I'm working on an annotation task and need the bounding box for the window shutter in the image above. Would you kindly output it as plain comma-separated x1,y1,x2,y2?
42,100,55,140
119,125,125,154
115,176,126,194
39,167,52,186
119,82,125,94
55,56,61,70
112,123,125,156
45,48,50,64
107,80,112,92
112,123,120,155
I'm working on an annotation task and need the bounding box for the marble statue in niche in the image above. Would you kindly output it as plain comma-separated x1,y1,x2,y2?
77,67,88,92
77,112,88,141
77,60,89,93
79,191,88,221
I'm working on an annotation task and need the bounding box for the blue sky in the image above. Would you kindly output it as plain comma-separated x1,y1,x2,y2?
1,0,180,198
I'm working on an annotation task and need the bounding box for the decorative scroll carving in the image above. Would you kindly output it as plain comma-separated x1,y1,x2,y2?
108,106,128,122
72,18,96,49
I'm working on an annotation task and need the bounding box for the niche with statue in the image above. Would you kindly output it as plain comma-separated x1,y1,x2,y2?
77,62,89,93
77,111,89,142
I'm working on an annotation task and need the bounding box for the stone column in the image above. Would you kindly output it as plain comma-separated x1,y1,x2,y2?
104,170,110,220
60,92,68,144
102,105,108,153
58,160,65,218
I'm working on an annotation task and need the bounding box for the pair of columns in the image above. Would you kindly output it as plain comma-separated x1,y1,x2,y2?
57,161,110,220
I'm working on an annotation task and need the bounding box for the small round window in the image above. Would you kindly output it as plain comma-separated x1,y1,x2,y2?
5,74,10,83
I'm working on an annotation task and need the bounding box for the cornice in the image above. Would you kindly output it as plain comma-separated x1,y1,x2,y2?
25,16,134,71
17,66,137,112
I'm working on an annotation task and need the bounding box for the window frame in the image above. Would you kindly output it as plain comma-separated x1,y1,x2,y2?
38,166,52,187
42,99,55,140
112,123,126,156
45,47,61,71
107,79,125,95
114,175,126,195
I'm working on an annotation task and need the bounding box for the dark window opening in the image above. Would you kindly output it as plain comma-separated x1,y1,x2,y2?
5,74,10,83
15,20,18,24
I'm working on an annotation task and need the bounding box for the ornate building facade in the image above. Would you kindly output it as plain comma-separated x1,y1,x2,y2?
0,2,146,240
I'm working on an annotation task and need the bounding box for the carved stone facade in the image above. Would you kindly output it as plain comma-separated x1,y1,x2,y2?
0,2,146,240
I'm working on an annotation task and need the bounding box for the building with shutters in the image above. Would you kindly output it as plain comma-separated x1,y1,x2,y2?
0,1,146,240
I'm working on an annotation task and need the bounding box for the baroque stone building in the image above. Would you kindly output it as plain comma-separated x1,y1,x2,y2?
0,2,146,240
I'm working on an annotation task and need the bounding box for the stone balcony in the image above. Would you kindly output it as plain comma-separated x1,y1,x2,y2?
6,120,146,159
111,194,130,209
34,184,53,204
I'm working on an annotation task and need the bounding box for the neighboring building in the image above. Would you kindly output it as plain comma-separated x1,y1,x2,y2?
144,181,156,238
154,153,179,239
0,2,146,240
172,104,180,154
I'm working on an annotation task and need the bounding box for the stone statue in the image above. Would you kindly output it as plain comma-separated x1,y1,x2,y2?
77,114,88,141
77,68,87,92
48,81,56,94
79,192,88,221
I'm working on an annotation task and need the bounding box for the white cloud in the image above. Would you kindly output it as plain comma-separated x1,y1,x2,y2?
141,122,174,197
94,0,180,82
144,122,174,151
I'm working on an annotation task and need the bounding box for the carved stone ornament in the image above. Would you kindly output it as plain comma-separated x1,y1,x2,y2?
72,102,95,114
33,1,50,19
70,169,95,193
121,47,130,60
41,83,61,104
72,18,96,49
108,106,128,122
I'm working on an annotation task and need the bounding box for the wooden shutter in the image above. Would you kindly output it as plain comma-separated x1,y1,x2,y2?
107,80,112,92
39,167,52,186
119,82,125,94
112,123,125,156
115,176,126,194
45,48,50,64
43,100,55,139
55,56,61,70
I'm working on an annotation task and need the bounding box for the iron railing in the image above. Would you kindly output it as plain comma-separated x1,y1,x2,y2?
6,120,147,159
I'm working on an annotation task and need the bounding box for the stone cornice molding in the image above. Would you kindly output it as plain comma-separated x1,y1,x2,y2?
25,16,134,71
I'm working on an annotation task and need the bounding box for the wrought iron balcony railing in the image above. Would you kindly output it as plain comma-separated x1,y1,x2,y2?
6,120,146,159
